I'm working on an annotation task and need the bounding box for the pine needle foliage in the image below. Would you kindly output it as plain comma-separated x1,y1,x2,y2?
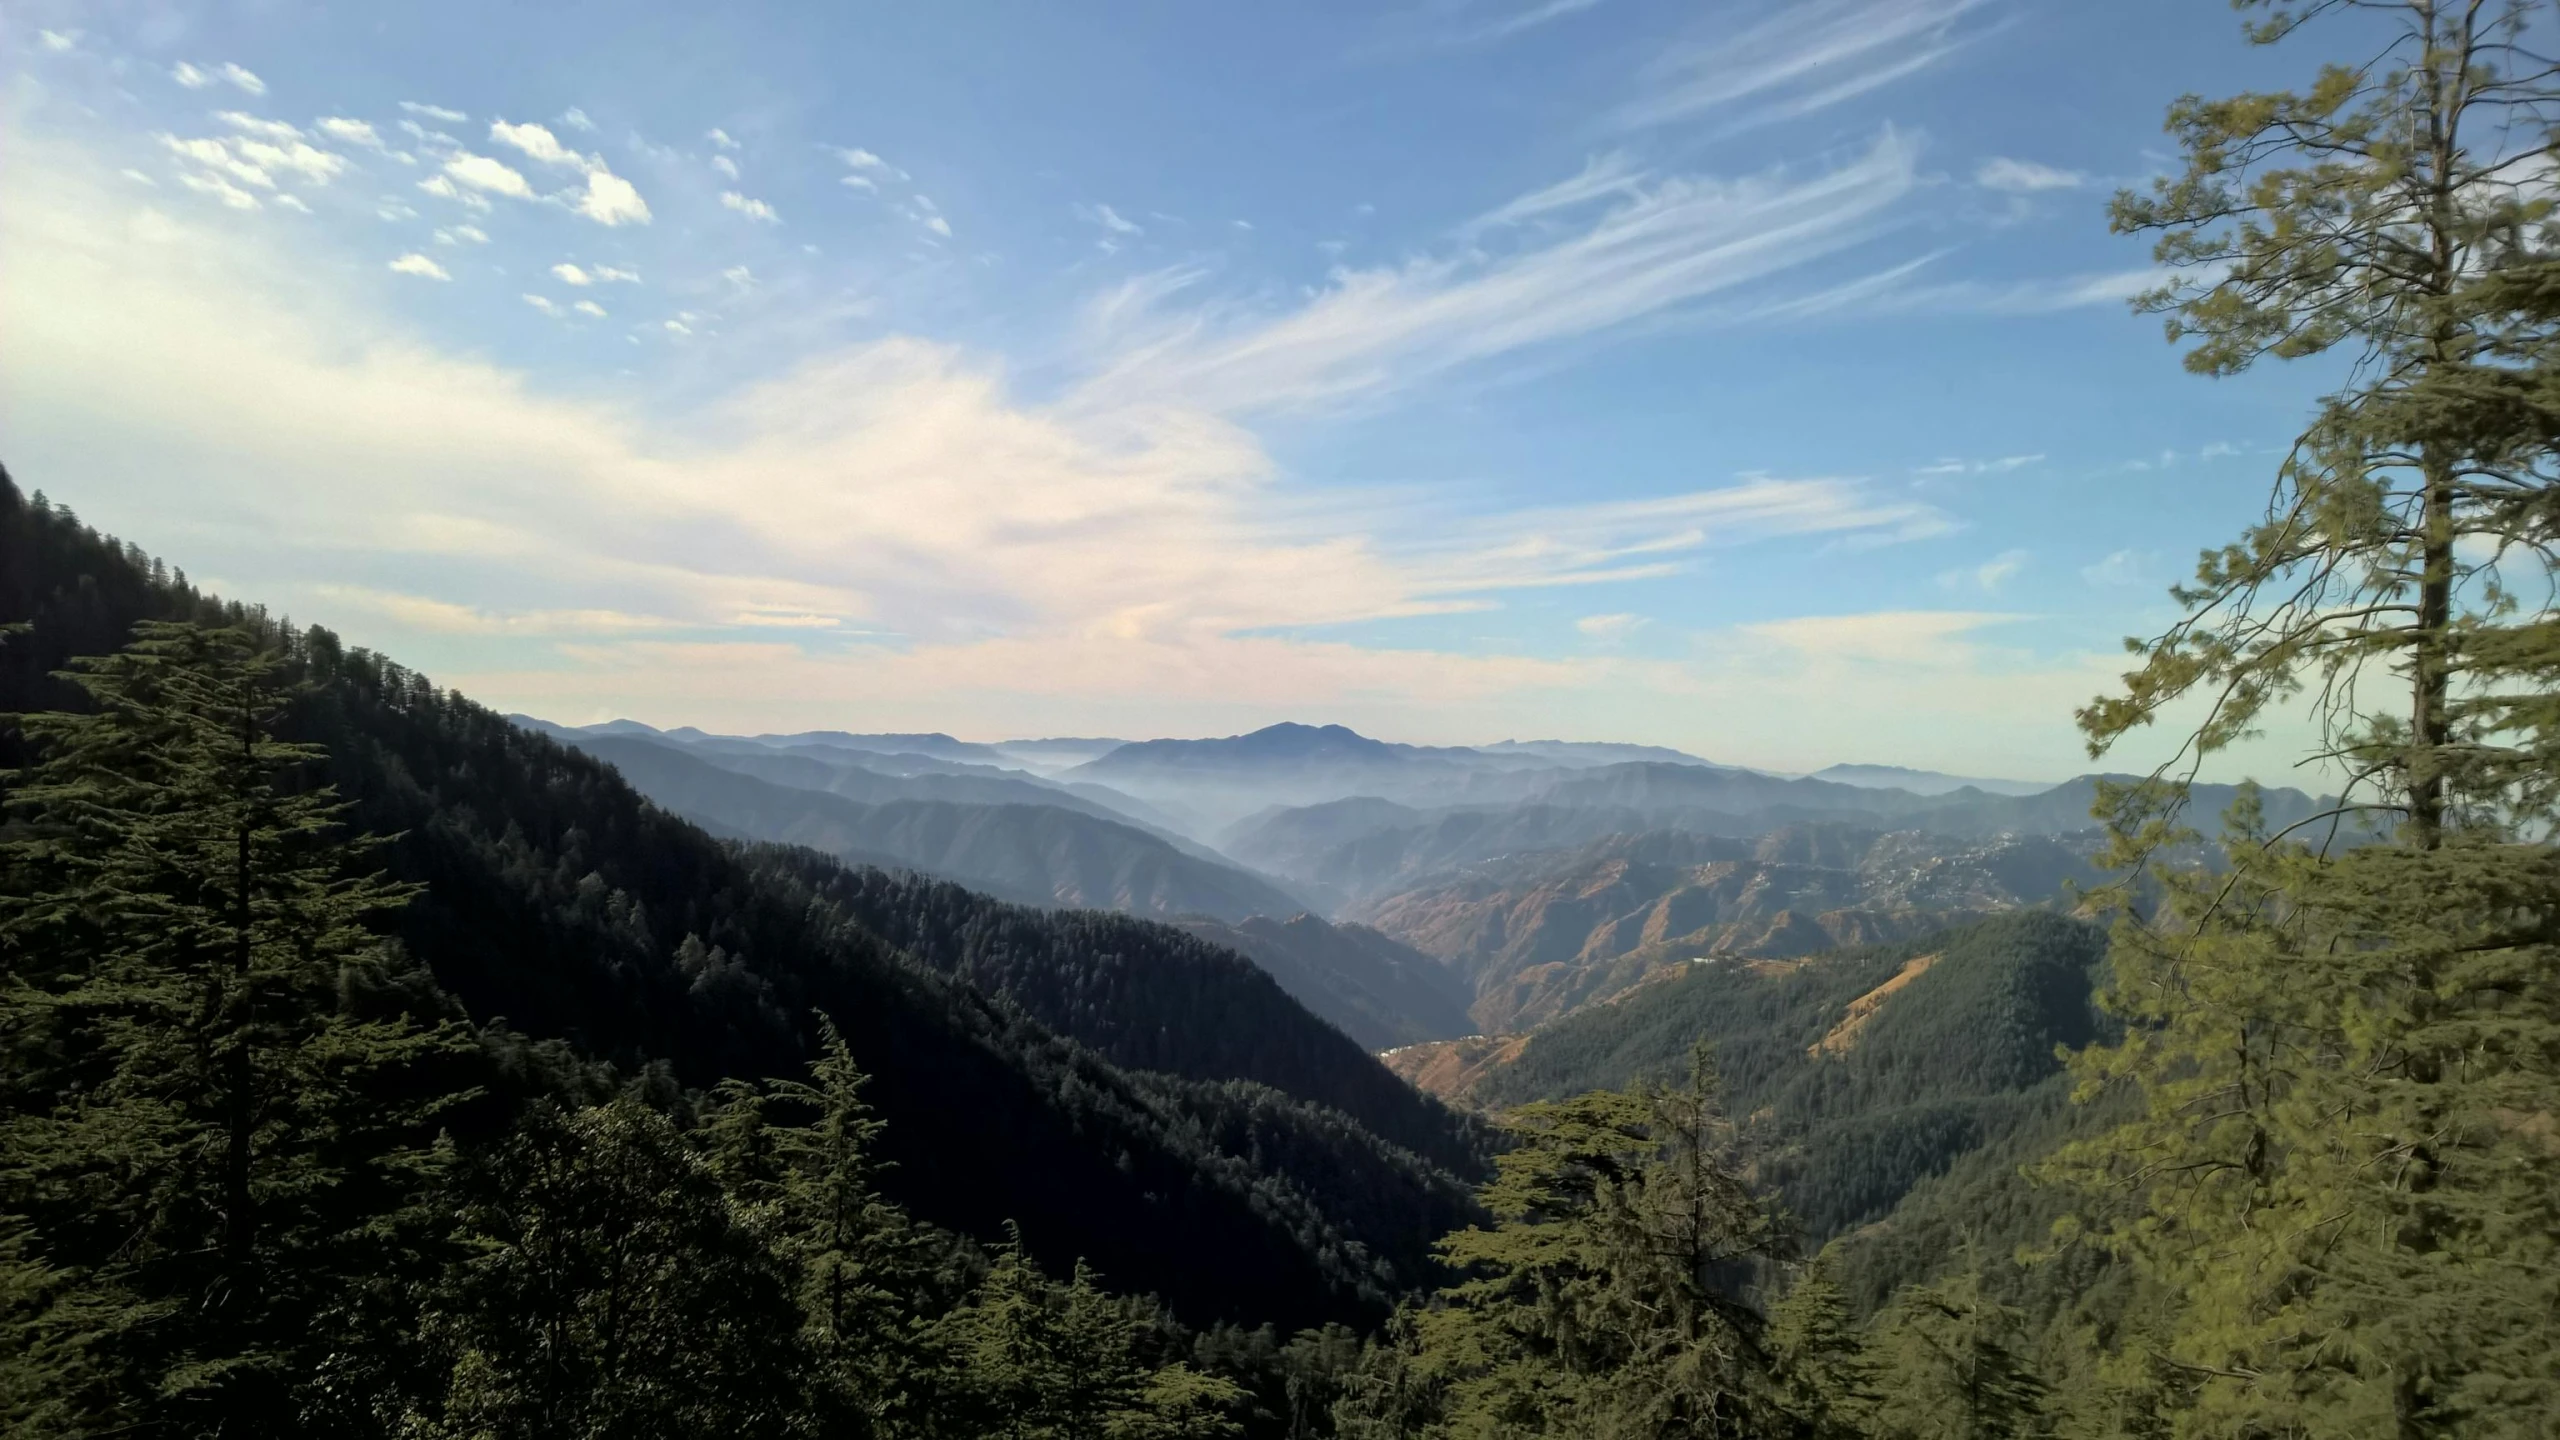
2086,0,2560,845
0,621,469,1437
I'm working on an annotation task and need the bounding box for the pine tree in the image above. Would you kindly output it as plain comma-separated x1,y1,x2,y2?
1869,1270,2048,1440
0,621,467,1437
1402,1042,1787,1438
716,1016,944,1436
2056,4,2560,1433
412,1098,813,1440
938,1228,1246,1440
1768,1247,1880,1440
2084,0,2560,847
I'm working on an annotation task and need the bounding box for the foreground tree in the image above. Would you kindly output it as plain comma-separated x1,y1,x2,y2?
2060,4,2560,1435
0,622,465,1437
1362,1044,1789,1438
937,1227,1247,1440
412,1099,812,1440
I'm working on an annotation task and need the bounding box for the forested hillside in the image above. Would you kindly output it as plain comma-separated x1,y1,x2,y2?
1386,910,2112,1247
1171,913,1478,1051
777,860,1484,1173
0,474,1473,1335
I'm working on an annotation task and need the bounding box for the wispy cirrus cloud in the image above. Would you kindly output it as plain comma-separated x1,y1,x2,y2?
1975,156,2084,193
1616,0,1993,132
1080,129,1922,415
4,145,1953,741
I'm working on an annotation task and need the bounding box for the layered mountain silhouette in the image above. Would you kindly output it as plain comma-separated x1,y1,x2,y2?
555,731,1314,923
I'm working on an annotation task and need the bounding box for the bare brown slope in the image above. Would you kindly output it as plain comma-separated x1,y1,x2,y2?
1351,826,2094,1034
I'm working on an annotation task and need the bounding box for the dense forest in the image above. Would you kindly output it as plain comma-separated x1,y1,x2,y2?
9,3,2560,1436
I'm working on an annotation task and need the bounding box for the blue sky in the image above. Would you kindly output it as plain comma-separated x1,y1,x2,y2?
1,0,2346,780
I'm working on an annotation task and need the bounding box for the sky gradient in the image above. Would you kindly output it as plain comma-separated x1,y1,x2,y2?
1,0,2349,782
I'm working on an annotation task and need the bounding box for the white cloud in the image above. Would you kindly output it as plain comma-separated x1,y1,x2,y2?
401,101,468,123
2081,549,2159,588
161,134,275,189
275,194,312,214
576,167,650,226
592,265,640,283
415,174,492,211
1078,202,1143,235
1867,267,2168,316
834,146,893,172
442,152,534,199
5,128,2173,776
388,252,451,280
663,318,693,334
38,28,79,52
230,137,347,186
573,299,607,318
216,112,302,142
1938,548,2027,592
524,293,560,315
1466,0,1607,43
1084,130,1920,416
923,214,952,237
552,263,593,285
120,169,156,186
171,62,214,89
489,119,586,168
723,265,755,289
1913,453,2044,477
721,191,779,223
1975,156,2085,193
559,107,596,132
379,200,419,221
707,127,740,150
840,173,878,193
1740,610,2019,666
711,154,740,179
219,63,266,96
178,172,262,210
1462,152,1644,234
317,117,385,149
398,119,457,148
1576,612,1647,642
1619,0,1988,131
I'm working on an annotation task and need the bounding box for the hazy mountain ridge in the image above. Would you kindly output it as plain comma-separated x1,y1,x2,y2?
561,732,1314,922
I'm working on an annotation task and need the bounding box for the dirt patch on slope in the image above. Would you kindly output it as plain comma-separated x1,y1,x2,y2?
1809,952,1939,1057
1380,1034,1531,1102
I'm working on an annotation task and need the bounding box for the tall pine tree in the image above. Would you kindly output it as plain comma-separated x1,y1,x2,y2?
2058,3,2560,1434
0,621,466,1437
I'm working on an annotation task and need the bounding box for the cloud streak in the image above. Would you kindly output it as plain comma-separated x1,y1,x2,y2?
1616,0,1991,132
1081,130,1921,415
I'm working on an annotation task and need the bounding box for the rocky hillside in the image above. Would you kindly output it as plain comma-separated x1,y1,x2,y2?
1354,825,2099,1034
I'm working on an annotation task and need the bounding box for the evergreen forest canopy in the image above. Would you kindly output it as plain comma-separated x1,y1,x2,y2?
4,2,2560,1436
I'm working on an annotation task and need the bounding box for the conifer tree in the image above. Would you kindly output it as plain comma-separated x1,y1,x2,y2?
706,1017,944,1436
412,1098,812,1440
2084,0,2560,845
1768,1247,1880,1440
1868,1271,2048,1440
1402,1043,1786,1438
0,621,466,1437
2058,3,2560,1434
938,1227,1245,1440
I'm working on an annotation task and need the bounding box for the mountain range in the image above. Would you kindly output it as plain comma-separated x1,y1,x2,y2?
515,711,2329,1060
